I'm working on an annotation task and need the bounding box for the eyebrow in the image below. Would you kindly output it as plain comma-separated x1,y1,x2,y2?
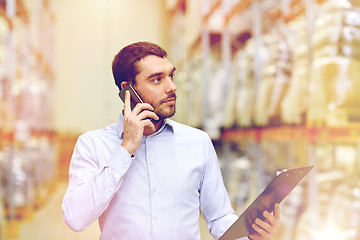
146,67,176,80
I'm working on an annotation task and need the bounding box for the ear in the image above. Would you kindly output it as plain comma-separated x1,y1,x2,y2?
120,81,130,89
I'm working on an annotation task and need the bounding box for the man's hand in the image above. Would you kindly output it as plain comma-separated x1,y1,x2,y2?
249,203,280,240
121,90,159,156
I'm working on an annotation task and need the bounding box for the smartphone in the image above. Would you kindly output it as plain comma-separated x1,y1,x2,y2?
118,84,143,110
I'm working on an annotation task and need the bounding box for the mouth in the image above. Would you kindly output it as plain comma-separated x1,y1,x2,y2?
162,94,177,105
163,98,176,104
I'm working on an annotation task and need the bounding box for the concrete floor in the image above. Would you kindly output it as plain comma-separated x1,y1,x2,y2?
11,182,213,240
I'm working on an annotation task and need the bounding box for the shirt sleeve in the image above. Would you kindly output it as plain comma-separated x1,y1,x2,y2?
62,132,132,232
199,135,249,240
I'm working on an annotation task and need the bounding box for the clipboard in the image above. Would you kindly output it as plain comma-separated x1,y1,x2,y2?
219,166,313,240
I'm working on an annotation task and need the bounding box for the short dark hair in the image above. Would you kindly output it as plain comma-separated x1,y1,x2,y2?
112,41,168,90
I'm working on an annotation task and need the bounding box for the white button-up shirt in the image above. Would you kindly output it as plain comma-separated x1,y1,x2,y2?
62,114,245,240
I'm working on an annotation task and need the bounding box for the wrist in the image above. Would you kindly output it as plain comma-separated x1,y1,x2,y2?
121,141,135,156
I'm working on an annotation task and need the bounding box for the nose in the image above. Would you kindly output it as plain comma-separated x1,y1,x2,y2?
165,77,177,93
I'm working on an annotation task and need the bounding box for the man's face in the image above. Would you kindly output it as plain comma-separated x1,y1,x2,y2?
133,55,177,119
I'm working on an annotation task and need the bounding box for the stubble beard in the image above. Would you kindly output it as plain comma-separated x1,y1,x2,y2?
154,93,177,120
155,104,176,120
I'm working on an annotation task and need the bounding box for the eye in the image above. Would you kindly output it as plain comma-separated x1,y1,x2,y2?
170,73,175,80
153,77,161,83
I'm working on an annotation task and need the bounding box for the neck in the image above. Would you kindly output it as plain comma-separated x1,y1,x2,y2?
143,119,164,136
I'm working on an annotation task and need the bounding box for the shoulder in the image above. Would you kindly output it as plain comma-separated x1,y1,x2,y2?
167,119,210,141
77,123,118,145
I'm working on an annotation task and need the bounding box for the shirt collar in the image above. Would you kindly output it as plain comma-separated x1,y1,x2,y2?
116,113,174,140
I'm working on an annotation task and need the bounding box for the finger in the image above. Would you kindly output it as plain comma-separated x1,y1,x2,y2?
263,210,276,224
142,119,156,132
249,232,260,240
248,233,257,240
132,103,155,115
137,110,159,121
132,103,159,121
248,232,261,240
263,206,280,226
256,217,276,234
124,90,131,116
263,214,280,236
274,203,280,219
251,222,271,240
261,205,280,228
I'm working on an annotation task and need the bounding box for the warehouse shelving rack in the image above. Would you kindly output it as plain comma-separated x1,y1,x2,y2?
167,0,360,239
0,0,56,239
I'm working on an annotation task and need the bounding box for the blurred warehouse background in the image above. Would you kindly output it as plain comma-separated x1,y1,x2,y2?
1,0,360,239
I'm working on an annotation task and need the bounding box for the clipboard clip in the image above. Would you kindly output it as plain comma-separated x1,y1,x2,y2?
276,169,288,176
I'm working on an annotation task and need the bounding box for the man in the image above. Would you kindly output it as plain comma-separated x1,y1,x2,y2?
62,42,280,240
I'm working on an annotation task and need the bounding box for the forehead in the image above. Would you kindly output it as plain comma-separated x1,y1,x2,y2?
136,55,174,76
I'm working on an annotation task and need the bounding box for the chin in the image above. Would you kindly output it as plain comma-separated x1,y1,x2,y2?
156,107,176,119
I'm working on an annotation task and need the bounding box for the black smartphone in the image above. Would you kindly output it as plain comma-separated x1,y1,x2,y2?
118,84,143,110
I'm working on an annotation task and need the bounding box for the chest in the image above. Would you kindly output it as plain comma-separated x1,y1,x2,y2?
118,136,206,204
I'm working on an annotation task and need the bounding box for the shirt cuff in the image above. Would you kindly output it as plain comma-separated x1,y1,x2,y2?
106,146,133,180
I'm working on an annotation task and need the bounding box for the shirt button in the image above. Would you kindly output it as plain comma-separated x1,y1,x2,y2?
153,187,157,192
150,162,154,166
123,164,128,168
